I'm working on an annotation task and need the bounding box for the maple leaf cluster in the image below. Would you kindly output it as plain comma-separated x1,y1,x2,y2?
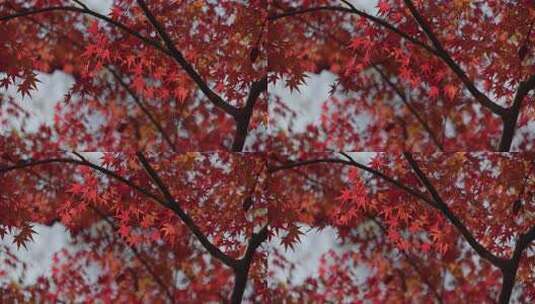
1,1,535,303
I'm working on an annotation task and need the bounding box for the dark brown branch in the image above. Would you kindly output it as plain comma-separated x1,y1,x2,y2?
271,154,535,303
135,0,240,118
271,155,509,270
135,152,236,268
2,7,176,153
1,154,175,300
2,3,239,122
498,225,535,303
269,5,436,55
270,2,506,117
137,152,269,303
0,6,171,56
498,74,535,151
402,153,535,303
269,7,442,151
268,5,350,20
276,164,444,302
403,153,507,268
402,0,506,117
0,157,165,203
231,77,267,152
230,225,268,304
2,155,272,302
71,0,90,11
269,156,437,208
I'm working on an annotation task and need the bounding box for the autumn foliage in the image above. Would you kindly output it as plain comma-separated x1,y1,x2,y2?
1,0,535,303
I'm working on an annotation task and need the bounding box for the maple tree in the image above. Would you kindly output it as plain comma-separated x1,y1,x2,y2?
1,0,535,303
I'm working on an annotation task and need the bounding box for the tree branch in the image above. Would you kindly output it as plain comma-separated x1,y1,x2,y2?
2,154,175,301
403,153,507,268
269,6,442,151
271,154,509,269
231,77,267,152
135,151,236,268
2,154,272,302
2,3,240,128
269,156,437,208
230,225,268,304
268,5,436,55
401,0,506,116
272,164,444,303
135,0,240,118
498,224,535,303
498,74,535,151
1,6,177,153
0,6,171,56
265,154,535,303
403,152,535,303
137,152,269,303
0,157,165,204
269,2,507,117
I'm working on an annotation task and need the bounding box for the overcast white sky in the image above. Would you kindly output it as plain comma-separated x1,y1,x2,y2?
1,0,380,292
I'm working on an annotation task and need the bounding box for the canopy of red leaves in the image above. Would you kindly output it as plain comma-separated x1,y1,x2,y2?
1,1,535,303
